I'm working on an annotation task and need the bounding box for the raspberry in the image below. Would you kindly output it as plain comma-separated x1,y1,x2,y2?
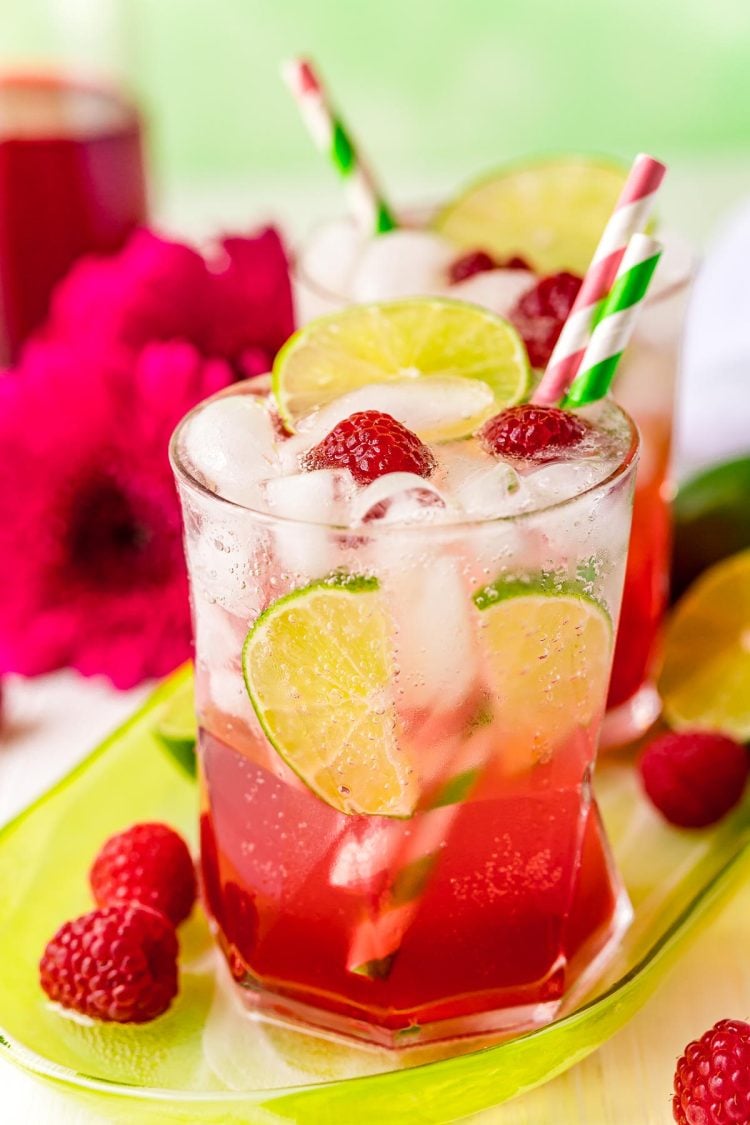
639,731,749,828
90,822,197,926
479,404,590,464
448,250,531,284
301,411,437,486
39,905,178,1023
510,271,582,367
673,1019,750,1124
448,250,496,284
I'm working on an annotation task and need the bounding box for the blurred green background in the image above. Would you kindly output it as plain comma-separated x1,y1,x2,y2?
2,0,750,239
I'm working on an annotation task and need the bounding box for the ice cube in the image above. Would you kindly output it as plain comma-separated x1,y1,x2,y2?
441,448,521,519
261,469,357,581
276,431,311,475
183,394,280,506
350,230,456,302
296,377,496,444
261,468,355,524
350,472,453,526
297,218,362,300
447,268,535,317
378,550,479,714
329,820,405,891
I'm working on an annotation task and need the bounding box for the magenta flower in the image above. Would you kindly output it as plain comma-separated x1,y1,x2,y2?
0,339,234,688
0,223,295,688
46,226,295,375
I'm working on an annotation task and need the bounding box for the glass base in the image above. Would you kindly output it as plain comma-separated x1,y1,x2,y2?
233,979,564,1050
224,856,632,1051
600,681,662,750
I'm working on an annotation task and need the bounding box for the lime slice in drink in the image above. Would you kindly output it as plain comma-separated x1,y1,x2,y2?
434,157,628,276
154,677,197,777
474,576,612,771
242,573,416,817
272,297,531,434
660,549,750,741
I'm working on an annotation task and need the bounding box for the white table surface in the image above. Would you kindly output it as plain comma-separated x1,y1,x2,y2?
3,161,750,1122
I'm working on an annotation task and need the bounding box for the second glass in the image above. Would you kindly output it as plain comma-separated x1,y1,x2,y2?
295,219,691,746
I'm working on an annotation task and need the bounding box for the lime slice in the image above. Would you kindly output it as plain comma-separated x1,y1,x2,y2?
242,573,416,817
660,549,750,740
672,457,750,601
434,157,628,276
272,297,531,433
154,678,197,777
474,575,612,770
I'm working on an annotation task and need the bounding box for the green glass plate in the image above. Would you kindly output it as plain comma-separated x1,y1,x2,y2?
2,665,750,1124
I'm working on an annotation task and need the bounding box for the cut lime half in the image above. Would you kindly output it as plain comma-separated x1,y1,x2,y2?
474,575,612,771
272,297,531,434
660,549,750,741
434,157,629,276
242,573,416,817
154,676,197,777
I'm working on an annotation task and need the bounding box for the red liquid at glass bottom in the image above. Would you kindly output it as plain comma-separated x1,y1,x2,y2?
0,74,147,363
199,729,630,1047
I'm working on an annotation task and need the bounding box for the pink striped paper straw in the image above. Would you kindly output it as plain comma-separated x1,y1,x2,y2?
532,154,666,405
281,57,396,234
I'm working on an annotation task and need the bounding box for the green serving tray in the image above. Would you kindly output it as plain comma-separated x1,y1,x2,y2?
1,664,749,1124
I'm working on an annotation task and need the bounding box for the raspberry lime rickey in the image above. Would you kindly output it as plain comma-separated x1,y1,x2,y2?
171,297,640,1047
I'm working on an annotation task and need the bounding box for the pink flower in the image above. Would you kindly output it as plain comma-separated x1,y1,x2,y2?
0,339,234,688
205,230,296,378
46,226,295,376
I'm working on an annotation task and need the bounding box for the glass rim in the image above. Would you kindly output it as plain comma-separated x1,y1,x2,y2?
0,69,142,142
169,384,640,535
293,207,695,308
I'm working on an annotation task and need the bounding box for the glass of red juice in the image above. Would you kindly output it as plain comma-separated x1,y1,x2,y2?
0,73,147,362
171,367,639,1049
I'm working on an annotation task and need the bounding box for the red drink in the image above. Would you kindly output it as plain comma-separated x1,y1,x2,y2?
199,721,628,1045
0,74,147,362
601,269,691,743
172,369,639,1047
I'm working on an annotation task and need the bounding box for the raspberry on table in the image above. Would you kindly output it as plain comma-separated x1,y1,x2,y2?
301,410,437,485
639,731,749,828
39,905,179,1023
673,1019,750,1124
509,271,582,367
479,404,590,464
90,821,197,926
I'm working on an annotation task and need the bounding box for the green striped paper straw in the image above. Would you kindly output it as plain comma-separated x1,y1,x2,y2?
282,58,397,235
562,234,663,408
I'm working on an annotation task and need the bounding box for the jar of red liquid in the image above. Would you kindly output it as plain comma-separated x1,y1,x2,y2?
0,73,147,363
